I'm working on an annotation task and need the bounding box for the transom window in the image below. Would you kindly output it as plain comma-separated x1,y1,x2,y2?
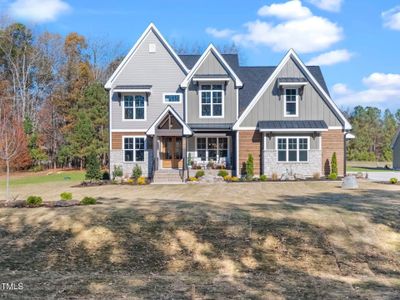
197,137,228,161
163,93,182,103
200,85,223,117
284,88,298,117
124,95,145,120
124,137,145,162
277,137,308,162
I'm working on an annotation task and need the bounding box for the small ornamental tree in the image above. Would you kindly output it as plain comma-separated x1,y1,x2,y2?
85,151,102,181
331,152,338,175
246,154,254,180
0,107,26,201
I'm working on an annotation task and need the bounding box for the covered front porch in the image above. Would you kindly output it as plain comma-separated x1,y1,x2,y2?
146,106,235,181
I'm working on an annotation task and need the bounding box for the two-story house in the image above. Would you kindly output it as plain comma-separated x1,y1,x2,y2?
105,23,352,181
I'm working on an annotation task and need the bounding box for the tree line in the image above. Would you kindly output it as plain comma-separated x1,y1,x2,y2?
0,21,399,179
0,21,124,174
346,106,399,162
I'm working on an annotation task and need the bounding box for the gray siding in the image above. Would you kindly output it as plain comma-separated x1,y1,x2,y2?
241,57,342,128
186,52,238,124
393,137,400,169
111,29,186,130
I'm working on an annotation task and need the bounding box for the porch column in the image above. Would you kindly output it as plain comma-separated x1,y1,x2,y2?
182,136,188,178
153,135,158,171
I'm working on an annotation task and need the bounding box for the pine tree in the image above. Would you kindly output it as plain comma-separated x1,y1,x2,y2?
331,152,338,175
246,154,254,180
85,151,102,181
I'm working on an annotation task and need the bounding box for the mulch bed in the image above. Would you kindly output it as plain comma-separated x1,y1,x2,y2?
0,200,101,208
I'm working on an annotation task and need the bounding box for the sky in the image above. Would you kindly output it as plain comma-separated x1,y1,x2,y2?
1,0,400,112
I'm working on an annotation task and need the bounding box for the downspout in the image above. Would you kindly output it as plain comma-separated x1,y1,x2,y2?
344,132,348,177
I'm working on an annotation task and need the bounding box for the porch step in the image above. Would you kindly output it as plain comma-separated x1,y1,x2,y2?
152,169,183,184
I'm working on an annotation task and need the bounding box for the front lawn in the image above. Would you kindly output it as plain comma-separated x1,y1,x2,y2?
0,181,399,299
0,170,85,187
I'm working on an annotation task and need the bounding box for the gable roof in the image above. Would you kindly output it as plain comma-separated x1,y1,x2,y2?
146,106,192,136
180,44,243,88
105,23,189,89
233,49,351,130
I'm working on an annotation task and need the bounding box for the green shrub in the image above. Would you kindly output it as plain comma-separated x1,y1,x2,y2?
260,174,267,181
245,154,254,180
112,165,123,179
195,170,205,178
328,173,338,180
390,177,398,184
331,152,338,175
217,169,228,177
60,192,72,201
85,151,102,181
80,197,97,205
102,171,110,181
132,164,142,180
26,196,43,206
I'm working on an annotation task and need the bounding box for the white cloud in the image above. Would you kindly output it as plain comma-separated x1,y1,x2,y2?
306,49,353,66
308,0,343,12
332,83,352,95
362,73,400,89
205,27,235,39
258,0,312,20
8,0,71,23
382,6,400,30
232,14,343,53
334,73,400,108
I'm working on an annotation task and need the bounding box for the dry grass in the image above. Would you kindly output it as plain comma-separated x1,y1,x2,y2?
0,181,399,299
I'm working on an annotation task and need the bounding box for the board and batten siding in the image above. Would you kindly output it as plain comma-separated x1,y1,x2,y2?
240,57,342,128
186,52,237,124
110,29,186,130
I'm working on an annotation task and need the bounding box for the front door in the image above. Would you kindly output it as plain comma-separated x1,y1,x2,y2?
161,137,183,168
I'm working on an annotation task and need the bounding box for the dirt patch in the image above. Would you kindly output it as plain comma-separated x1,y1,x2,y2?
0,181,399,298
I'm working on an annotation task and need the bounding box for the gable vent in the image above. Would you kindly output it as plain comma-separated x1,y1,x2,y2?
149,43,156,53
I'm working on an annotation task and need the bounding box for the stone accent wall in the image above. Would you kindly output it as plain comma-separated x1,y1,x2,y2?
263,149,322,177
110,149,153,178
321,130,345,176
238,130,262,175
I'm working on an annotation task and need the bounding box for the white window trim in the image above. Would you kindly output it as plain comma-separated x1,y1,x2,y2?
122,93,147,121
276,136,310,163
163,93,183,104
283,88,299,118
198,85,225,119
195,136,230,162
122,136,146,163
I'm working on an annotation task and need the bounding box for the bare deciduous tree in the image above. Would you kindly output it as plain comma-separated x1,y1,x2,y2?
0,106,25,201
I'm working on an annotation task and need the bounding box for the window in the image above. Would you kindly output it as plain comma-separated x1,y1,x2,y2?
284,88,298,117
196,137,228,161
200,85,223,117
163,93,182,103
124,137,145,162
124,95,145,120
277,137,308,162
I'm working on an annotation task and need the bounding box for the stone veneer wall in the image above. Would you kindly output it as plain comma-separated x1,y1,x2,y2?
110,150,153,178
263,149,322,177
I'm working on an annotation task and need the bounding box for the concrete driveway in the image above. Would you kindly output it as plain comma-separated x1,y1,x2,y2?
349,171,400,182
